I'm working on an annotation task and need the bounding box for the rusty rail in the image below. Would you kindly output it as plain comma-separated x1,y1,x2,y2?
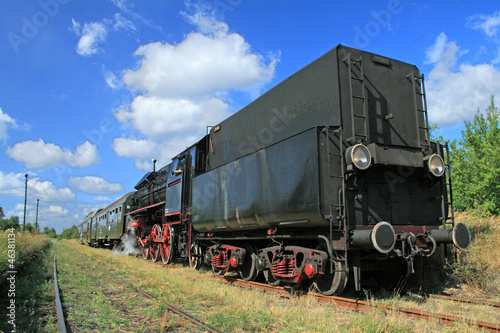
219,276,500,332
53,247,67,333
430,294,500,308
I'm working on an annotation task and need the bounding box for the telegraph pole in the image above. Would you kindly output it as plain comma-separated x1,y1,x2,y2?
23,173,28,231
35,198,39,232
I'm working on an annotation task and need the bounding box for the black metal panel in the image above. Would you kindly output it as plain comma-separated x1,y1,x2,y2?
192,128,325,232
208,47,341,170
344,168,443,226
337,45,424,148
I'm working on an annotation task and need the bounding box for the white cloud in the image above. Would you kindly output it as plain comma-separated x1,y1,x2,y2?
72,19,108,56
68,176,124,195
112,135,196,171
71,14,135,57
468,11,500,37
102,66,121,89
113,13,135,32
115,96,229,139
115,8,278,169
0,107,17,140
0,172,75,203
122,30,276,98
6,139,100,169
424,33,500,126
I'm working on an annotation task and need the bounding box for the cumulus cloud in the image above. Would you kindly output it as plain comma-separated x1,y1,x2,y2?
112,135,197,171
6,139,100,169
0,172,75,203
0,107,17,140
114,8,278,170
68,176,124,195
121,30,276,98
424,33,500,126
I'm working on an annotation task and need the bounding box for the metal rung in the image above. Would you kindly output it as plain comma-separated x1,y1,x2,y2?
352,76,363,81
330,175,343,179
353,95,365,99
354,114,366,118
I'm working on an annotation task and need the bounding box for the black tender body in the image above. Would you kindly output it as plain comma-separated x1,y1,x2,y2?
79,45,470,295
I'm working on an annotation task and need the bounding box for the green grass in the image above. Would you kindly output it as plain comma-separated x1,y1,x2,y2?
0,231,55,332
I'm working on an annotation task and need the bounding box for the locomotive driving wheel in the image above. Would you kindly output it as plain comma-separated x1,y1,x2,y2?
189,242,201,269
312,257,348,296
160,225,174,264
141,237,149,260
150,224,161,262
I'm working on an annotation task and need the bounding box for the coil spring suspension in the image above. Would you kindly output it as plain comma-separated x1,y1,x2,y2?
211,251,226,268
271,256,295,277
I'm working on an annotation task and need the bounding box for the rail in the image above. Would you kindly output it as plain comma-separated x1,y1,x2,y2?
219,276,500,332
53,247,67,333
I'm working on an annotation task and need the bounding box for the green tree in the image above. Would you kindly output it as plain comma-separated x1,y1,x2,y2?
61,225,78,239
42,226,57,238
0,206,20,231
450,96,500,215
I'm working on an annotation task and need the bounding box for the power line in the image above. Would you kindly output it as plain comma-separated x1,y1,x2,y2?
397,0,465,57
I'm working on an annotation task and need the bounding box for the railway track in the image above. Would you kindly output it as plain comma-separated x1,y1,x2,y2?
53,247,67,333
70,246,222,333
216,275,500,332
430,294,500,308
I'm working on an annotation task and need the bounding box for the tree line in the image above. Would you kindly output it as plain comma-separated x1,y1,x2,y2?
0,206,78,239
434,96,500,216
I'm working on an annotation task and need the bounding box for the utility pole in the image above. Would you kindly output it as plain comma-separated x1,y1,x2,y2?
35,198,39,232
23,174,28,231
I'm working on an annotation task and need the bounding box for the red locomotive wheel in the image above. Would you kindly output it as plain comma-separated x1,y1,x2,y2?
160,225,174,264
141,241,149,260
150,224,161,262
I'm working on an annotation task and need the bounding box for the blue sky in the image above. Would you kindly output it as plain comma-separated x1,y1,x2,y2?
1,0,500,233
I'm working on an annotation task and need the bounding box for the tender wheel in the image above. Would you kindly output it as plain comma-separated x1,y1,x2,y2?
263,269,282,286
160,225,174,264
238,243,259,281
312,258,348,296
150,224,161,262
212,266,227,275
189,243,202,269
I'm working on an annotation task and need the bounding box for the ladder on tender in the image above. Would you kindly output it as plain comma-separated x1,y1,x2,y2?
407,72,430,149
441,142,455,229
343,54,368,144
322,127,348,274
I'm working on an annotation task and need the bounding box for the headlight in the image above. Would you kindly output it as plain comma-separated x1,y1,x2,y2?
424,154,445,177
346,144,371,170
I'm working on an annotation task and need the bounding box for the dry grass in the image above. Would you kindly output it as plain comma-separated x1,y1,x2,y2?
452,211,500,299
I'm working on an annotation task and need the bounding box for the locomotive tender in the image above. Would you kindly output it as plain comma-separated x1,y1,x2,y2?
78,45,471,295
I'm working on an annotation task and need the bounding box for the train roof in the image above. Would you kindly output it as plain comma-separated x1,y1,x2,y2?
95,192,136,216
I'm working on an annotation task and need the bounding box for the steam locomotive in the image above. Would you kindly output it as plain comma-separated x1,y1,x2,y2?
78,45,471,295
